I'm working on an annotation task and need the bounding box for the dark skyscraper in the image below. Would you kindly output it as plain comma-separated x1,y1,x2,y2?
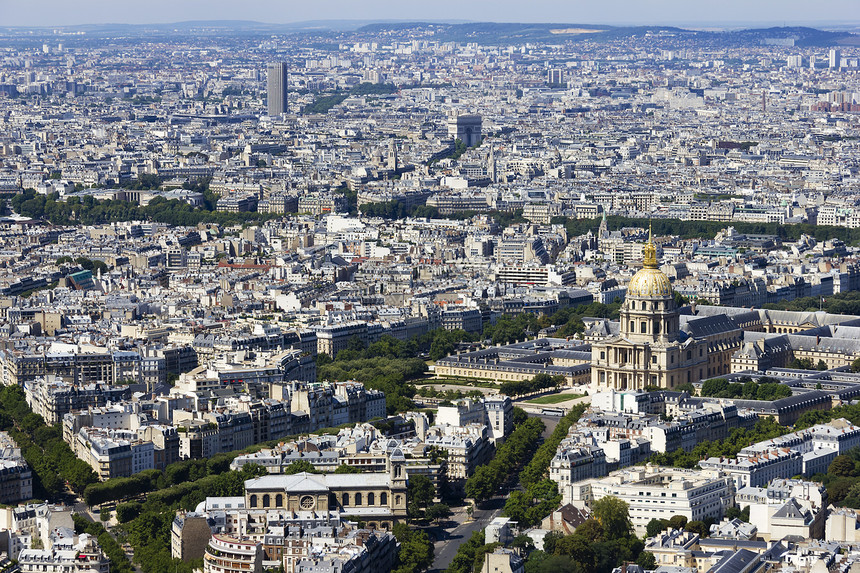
267,62,288,116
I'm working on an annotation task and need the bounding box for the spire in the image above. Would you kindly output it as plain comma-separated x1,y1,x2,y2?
598,210,608,238
643,222,657,269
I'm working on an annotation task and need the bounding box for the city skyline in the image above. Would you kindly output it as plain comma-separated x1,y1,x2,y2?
1,6,860,573
0,0,852,28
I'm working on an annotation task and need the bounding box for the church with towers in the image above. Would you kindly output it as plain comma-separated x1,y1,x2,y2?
590,230,711,391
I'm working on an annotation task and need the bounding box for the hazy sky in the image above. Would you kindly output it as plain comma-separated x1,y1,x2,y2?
0,0,843,27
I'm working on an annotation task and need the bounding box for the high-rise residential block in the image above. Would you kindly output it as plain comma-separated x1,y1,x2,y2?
267,62,288,116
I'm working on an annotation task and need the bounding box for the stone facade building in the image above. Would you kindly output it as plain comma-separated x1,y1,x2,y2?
591,233,709,390
243,457,408,530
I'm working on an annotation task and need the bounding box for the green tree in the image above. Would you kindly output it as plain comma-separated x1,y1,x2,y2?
429,337,455,361
646,518,670,538
283,460,317,474
426,503,452,524
392,523,434,573
830,455,856,477
520,405,586,489
788,357,815,370
668,515,688,530
700,378,729,397
511,535,535,553
345,336,366,353
503,490,531,524
445,531,487,573
116,502,142,523
65,459,98,493
592,496,632,540
755,382,792,401
828,477,855,504
408,474,435,518
512,407,529,426
465,417,545,503
573,518,603,543
725,505,751,522
684,520,709,538
637,552,657,570
525,553,585,573
675,382,696,395
464,465,497,502
552,535,596,570
522,480,563,527
334,464,361,474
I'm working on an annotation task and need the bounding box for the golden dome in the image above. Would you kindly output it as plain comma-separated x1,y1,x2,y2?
627,225,673,298
627,267,673,298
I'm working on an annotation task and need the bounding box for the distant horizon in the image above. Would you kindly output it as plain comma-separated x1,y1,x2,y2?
3,18,860,30
0,0,853,30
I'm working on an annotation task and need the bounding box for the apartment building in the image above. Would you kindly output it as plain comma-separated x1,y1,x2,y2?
436,395,513,444
699,448,802,489
24,377,129,424
567,465,735,535
0,432,33,503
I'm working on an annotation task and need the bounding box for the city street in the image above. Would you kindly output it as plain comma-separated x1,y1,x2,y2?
429,496,507,572
427,408,572,571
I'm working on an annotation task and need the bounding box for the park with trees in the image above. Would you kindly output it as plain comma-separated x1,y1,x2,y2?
312,296,623,414
645,416,788,469
553,214,860,248
302,82,397,115
698,375,792,400
0,385,99,498
10,183,277,228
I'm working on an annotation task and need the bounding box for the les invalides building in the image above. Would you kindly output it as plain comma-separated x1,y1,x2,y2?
591,232,710,391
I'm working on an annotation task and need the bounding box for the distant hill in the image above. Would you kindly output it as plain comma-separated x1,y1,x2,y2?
1,20,857,47
722,26,860,47
356,21,858,47
0,19,471,36
358,21,641,43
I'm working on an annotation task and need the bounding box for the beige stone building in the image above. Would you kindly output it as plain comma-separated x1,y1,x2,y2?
480,549,524,573
591,235,710,391
243,459,408,530
433,339,591,387
826,508,860,544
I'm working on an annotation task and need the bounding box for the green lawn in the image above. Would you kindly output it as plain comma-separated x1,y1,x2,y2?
526,393,585,405
421,378,501,389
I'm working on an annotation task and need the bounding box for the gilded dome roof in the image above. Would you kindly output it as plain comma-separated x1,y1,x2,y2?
627,267,673,298
627,225,673,298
